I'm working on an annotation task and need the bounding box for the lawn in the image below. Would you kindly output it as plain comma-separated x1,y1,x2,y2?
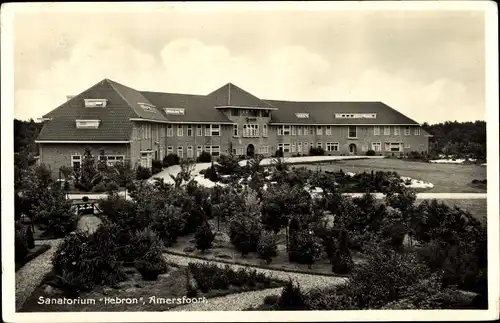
304,158,486,193
168,218,366,276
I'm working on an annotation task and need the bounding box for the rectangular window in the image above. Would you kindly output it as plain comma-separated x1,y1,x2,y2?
348,126,357,138
277,143,291,153
167,146,173,155
177,146,184,158
205,125,211,136
187,146,193,158
75,120,100,129
160,127,165,138
164,108,185,115
243,124,260,138
317,142,322,148
177,125,183,137
71,155,81,171
232,109,240,117
316,126,323,136
291,126,297,136
303,142,308,151
372,142,381,151
326,142,339,152
374,126,380,136
167,124,173,137
84,99,108,108
197,125,203,136
297,126,303,136
297,142,302,153
325,126,332,136
283,125,291,136
385,142,390,151
390,142,402,152
404,143,411,149
211,125,220,136
233,124,239,137
277,126,284,136
259,145,269,154
291,143,296,153
414,127,420,135
393,126,400,136
196,146,202,157
404,126,411,136
187,125,193,137
384,126,390,135
211,146,220,157
308,126,313,135
263,124,268,137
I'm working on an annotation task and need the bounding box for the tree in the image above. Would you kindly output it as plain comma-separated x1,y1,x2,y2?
331,229,353,274
195,221,215,253
257,230,278,264
228,189,262,256
33,185,77,237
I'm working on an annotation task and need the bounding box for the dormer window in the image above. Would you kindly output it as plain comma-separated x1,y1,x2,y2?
84,99,108,108
76,119,100,129
295,113,309,119
335,113,377,119
164,108,185,115
138,102,156,113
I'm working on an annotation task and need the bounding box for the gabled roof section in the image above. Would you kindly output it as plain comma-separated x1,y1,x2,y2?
265,100,420,125
37,79,138,141
207,83,275,109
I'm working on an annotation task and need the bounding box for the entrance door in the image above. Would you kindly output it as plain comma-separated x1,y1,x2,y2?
247,144,255,157
349,144,357,155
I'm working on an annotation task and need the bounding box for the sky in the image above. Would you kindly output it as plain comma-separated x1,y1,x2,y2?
11,3,487,124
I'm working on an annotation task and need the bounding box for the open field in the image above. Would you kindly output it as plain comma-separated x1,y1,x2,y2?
305,158,487,193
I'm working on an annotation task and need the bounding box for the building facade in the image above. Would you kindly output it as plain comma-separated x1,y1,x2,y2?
36,79,431,177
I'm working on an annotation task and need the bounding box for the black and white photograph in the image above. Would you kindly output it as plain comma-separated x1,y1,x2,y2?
2,1,498,322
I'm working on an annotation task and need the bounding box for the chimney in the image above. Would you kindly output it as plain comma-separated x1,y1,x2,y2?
66,95,75,101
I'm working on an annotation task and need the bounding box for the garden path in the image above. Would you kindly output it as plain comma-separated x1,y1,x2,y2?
15,217,102,311
166,253,348,311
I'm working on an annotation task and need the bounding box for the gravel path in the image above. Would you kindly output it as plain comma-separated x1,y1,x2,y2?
166,253,348,311
15,239,62,311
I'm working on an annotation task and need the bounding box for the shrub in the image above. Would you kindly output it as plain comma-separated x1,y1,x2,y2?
228,190,262,256
263,295,279,306
33,186,78,238
204,164,219,182
216,154,242,175
195,221,215,253
257,230,278,264
309,147,325,156
15,227,29,262
197,151,212,163
331,229,353,274
134,233,168,281
51,227,126,293
348,247,430,309
274,149,284,158
288,229,323,266
25,226,35,249
151,204,185,247
132,228,164,259
163,153,180,167
98,196,136,223
366,150,376,156
276,280,307,310
135,166,152,180
152,159,163,175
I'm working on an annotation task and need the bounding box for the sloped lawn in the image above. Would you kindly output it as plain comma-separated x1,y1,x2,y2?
308,158,486,193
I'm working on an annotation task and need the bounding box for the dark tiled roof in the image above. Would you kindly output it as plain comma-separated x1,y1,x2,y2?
38,79,136,141
264,100,420,125
140,91,232,123
37,78,423,142
206,83,275,109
